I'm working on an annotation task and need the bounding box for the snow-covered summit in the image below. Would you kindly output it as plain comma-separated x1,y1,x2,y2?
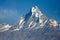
32,6,43,17
10,6,59,31
0,6,59,32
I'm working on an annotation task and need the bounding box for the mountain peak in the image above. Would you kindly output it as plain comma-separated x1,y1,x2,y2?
32,6,43,17
32,6,38,13
10,6,49,31
0,6,60,32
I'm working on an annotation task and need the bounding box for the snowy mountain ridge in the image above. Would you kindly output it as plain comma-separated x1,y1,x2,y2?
11,6,59,31
0,6,59,32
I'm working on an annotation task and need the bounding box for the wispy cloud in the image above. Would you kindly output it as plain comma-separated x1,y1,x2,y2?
0,9,18,18
0,8,19,24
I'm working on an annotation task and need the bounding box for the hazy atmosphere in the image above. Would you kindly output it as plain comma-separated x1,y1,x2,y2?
0,0,60,40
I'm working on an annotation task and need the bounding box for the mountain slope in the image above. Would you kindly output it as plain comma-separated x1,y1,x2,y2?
0,6,60,40
10,6,59,31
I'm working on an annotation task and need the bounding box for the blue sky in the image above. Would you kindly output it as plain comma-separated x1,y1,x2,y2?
0,0,60,25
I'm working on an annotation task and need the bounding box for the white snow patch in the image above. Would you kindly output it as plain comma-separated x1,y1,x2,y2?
29,23,37,30
0,24,11,32
35,13,39,17
49,19,58,27
19,18,24,25
29,21,33,27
